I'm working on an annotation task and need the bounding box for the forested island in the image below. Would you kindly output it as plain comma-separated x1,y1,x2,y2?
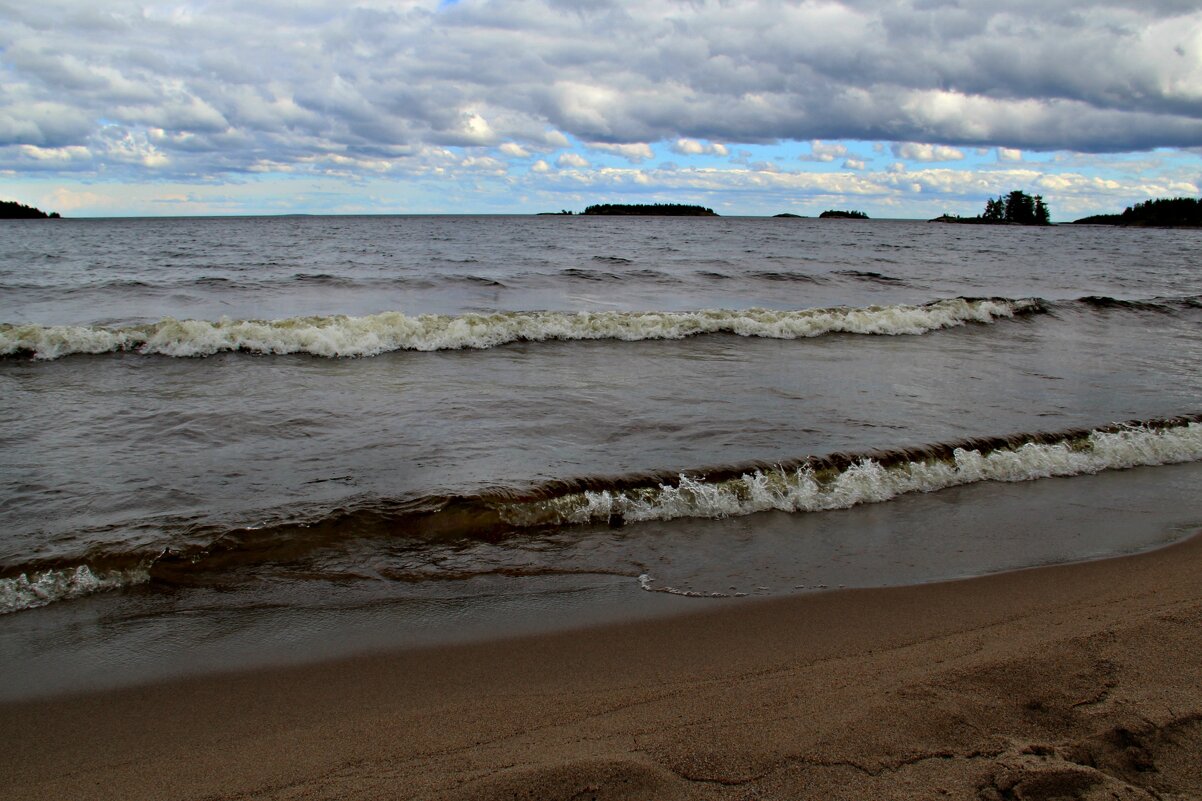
819,209,868,219
1,200,60,219
931,190,1050,225
1073,197,1202,227
581,203,717,216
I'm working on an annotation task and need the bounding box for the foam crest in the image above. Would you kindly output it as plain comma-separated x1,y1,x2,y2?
0,565,151,615
499,422,1202,529
1,298,1038,359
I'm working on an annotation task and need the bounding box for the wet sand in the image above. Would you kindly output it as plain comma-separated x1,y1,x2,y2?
3,533,1201,801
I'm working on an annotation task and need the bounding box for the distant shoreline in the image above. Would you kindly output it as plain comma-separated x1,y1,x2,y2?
19,212,1202,226
0,200,60,219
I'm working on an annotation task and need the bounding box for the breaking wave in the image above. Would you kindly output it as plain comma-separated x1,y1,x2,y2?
498,418,1202,529
3,415,1198,614
0,565,150,615
0,297,1040,360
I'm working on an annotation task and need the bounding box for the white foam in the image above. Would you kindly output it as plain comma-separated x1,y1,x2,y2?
1,298,1038,359
0,564,150,615
636,572,730,598
502,423,1202,529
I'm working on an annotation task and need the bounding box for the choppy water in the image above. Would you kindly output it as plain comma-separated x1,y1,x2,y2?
2,215,1201,697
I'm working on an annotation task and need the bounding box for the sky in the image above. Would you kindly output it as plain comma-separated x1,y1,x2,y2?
2,0,1201,219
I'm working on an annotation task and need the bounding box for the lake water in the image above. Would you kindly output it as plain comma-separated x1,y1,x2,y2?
2,215,1200,697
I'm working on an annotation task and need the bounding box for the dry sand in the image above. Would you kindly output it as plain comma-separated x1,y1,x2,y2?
3,533,1201,801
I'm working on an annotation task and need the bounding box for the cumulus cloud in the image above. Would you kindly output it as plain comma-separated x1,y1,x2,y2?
556,152,589,168
801,140,848,162
1,0,1201,188
459,155,507,173
998,147,1024,162
891,143,966,162
499,142,531,158
670,139,728,157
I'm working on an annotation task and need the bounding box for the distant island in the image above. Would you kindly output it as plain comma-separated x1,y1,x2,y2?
581,203,717,216
1,200,60,219
1073,197,1202,228
930,190,1050,226
819,209,868,219
773,212,806,218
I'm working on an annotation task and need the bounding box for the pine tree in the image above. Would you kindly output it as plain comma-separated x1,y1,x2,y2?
1034,195,1050,225
1005,190,1036,224
982,197,1004,221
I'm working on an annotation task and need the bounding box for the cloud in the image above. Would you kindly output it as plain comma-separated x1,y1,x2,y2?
556,152,589,168
12,151,1195,218
45,187,107,211
842,158,867,171
516,159,1199,217
891,143,966,162
458,155,507,173
499,142,530,158
670,139,728,157
998,147,1024,162
585,142,655,163
801,140,849,162
2,0,1201,190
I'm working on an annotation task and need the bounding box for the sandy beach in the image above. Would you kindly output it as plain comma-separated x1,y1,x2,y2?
3,532,1201,801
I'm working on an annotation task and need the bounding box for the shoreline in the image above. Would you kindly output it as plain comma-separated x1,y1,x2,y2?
3,530,1201,800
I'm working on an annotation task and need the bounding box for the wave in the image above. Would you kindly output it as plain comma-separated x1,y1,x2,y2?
747,270,825,283
834,269,904,284
496,416,1202,529
1077,295,1178,312
290,273,359,287
3,415,1199,614
0,297,1041,360
0,273,434,295
0,564,150,614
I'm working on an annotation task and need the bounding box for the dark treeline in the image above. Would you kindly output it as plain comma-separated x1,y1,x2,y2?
1073,197,1202,227
1,200,60,219
819,209,868,219
581,203,717,216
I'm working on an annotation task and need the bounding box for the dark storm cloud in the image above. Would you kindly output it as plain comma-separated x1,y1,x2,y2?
1,0,1200,178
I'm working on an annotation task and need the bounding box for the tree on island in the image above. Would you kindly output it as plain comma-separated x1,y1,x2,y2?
980,190,1050,225
1,200,60,219
1073,197,1202,227
933,190,1050,225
